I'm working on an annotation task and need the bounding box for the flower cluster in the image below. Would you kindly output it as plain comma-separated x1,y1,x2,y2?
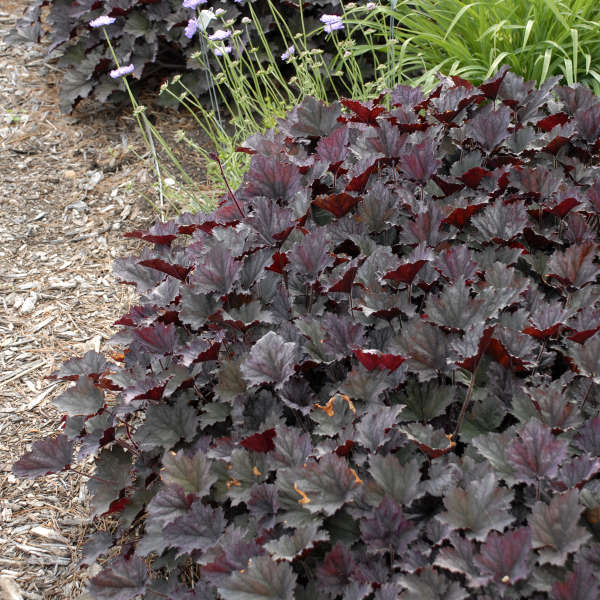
320,13,344,33
281,45,295,61
89,15,115,28
109,64,135,79
182,0,207,8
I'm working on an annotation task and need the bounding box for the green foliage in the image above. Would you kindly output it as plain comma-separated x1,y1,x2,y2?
343,0,600,91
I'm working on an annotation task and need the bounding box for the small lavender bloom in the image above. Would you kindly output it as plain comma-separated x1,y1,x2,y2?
281,45,295,61
320,14,344,33
182,0,206,8
208,29,231,41
89,15,116,28
110,64,135,78
214,8,226,16
184,18,198,38
214,45,232,56
366,2,377,8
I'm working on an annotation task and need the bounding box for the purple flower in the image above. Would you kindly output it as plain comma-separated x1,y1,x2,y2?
281,45,295,61
215,8,226,16
182,0,207,8
110,64,135,79
89,15,116,28
320,14,344,33
208,29,231,41
184,18,198,39
366,2,377,8
214,46,232,56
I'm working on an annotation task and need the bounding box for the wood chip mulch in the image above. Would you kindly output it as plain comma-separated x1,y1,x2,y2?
0,2,212,597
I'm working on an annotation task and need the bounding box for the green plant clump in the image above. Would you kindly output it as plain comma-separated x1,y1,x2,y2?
13,70,600,599
343,0,600,91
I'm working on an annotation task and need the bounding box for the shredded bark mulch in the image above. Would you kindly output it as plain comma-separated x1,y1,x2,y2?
0,1,211,596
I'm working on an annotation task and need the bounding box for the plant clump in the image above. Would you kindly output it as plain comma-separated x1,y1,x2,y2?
14,67,600,598
10,0,341,113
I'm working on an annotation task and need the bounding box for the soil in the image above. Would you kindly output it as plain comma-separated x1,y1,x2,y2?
0,1,211,597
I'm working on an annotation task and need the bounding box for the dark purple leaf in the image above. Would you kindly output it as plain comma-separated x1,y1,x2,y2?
52,376,104,417
88,556,148,600
439,472,514,541
80,531,113,567
434,246,479,283
316,123,349,166
554,454,600,491
313,192,362,219
264,521,329,561
367,118,408,157
133,396,198,450
190,245,242,296
569,331,600,383
398,567,469,600
242,155,302,203
13,434,74,479
395,320,451,380
479,65,511,99
87,446,132,517
360,496,419,553
546,243,599,288
138,258,190,281
398,203,446,246
316,542,358,596
465,103,511,152
340,97,386,125
574,415,600,456
556,84,596,114
131,323,177,355
281,95,343,138
367,455,422,507
247,197,295,245
164,501,226,556
475,527,532,584
147,484,195,525
397,379,456,421
240,429,276,453
402,423,455,459
399,138,441,183
551,560,600,600
472,200,529,241
288,229,334,282
271,425,312,469
161,449,217,496
390,84,425,107
355,405,402,452
507,419,568,484
247,483,279,530
217,554,296,600
52,350,107,381
294,454,361,515
575,103,600,142
321,313,365,359
125,221,179,246
531,488,591,565
434,533,489,588
240,331,297,389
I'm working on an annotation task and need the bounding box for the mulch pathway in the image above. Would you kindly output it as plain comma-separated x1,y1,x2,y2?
0,1,210,597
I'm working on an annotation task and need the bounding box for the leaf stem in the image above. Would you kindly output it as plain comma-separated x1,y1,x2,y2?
67,466,113,485
209,152,245,219
453,368,476,440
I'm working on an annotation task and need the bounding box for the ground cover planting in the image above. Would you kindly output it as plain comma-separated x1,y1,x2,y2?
12,66,600,598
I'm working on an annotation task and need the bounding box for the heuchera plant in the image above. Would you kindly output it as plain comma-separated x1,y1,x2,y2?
14,68,600,599
10,0,340,113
